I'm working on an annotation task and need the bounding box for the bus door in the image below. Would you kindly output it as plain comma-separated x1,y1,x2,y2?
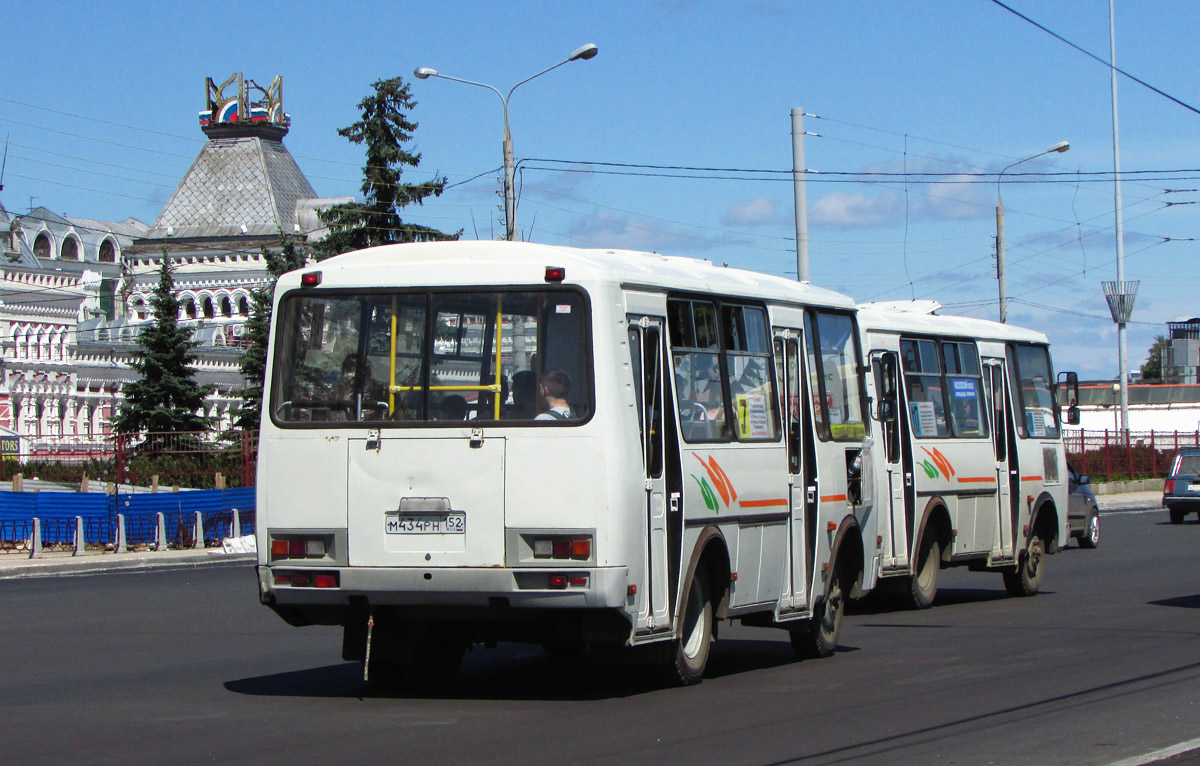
773,330,810,612
984,359,1016,559
872,350,910,569
629,316,674,634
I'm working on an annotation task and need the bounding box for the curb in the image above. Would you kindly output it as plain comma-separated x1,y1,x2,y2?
0,550,256,579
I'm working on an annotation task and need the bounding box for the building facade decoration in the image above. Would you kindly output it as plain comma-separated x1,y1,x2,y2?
0,73,346,452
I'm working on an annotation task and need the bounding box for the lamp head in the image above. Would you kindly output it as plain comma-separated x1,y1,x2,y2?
569,43,599,61
1049,141,1070,153
413,67,437,80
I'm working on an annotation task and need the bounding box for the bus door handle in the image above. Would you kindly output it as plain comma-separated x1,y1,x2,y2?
669,493,680,513
905,472,913,487
806,486,816,504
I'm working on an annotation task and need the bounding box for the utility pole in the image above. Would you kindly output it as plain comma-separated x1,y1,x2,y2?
791,108,809,282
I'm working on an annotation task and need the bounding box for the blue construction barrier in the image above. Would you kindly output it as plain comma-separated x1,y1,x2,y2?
0,487,255,546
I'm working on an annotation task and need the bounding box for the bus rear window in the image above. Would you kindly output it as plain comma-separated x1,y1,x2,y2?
270,289,591,426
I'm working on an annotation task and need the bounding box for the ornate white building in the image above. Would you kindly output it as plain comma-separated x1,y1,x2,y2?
0,73,347,451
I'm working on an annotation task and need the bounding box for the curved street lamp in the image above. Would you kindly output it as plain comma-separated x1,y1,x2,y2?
415,44,599,241
995,141,1069,323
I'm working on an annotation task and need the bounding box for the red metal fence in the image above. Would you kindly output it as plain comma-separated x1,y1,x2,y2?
0,430,258,489
1065,429,1200,484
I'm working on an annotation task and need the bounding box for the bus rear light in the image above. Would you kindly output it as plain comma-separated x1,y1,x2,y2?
273,570,339,588
270,535,328,561
545,266,566,282
548,574,568,589
569,576,588,587
301,271,322,287
531,535,592,561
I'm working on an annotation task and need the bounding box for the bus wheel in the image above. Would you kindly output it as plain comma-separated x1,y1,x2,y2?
791,558,845,659
1003,536,1045,597
668,567,713,685
908,534,940,609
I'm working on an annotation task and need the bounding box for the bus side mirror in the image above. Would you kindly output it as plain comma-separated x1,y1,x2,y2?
1067,404,1080,426
879,398,897,424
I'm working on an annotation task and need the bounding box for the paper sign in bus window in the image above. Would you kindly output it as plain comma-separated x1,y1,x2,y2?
910,401,937,437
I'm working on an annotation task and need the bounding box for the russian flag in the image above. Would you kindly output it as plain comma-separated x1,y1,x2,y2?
198,110,211,126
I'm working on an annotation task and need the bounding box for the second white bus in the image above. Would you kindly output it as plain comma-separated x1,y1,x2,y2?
856,302,1079,607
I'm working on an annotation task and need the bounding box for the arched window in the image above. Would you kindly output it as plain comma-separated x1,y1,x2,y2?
202,296,214,319
60,237,79,260
98,239,116,263
183,298,197,320
33,233,51,259
219,295,232,317
237,295,250,316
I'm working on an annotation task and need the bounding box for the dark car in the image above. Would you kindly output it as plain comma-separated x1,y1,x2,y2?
1068,463,1100,548
1163,448,1200,524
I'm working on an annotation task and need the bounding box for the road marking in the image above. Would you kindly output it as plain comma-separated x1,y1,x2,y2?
1105,737,1200,766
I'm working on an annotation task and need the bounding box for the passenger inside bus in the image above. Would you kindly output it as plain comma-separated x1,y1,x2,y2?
509,370,538,418
535,369,574,420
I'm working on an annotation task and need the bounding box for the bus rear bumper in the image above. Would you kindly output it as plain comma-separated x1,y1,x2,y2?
258,564,630,611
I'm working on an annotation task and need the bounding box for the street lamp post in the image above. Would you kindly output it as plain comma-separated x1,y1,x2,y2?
995,141,1069,323
415,43,598,242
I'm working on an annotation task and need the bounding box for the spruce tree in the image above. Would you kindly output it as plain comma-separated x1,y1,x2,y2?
234,239,306,431
311,75,459,259
113,252,212,441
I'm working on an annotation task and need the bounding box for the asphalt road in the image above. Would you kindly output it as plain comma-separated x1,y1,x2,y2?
1,499,1198,766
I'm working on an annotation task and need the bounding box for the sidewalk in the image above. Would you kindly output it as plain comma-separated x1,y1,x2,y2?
0,546,255,580
1097,489,1162,512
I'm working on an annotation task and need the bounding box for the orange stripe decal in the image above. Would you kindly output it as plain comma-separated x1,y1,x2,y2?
1021,475,1043,482
738,498,790,508
957,476,996,484
820,494,848,503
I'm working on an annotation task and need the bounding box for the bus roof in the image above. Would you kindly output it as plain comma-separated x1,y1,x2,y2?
857,301,1050,345
281,240,857,310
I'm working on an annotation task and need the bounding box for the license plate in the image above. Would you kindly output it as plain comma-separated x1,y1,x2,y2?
385,513,465,535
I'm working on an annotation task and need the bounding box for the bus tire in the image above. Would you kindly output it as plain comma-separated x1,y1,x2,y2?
791,557,845,659
908,534,940,610
1003,536,1045,597
668,566,713,685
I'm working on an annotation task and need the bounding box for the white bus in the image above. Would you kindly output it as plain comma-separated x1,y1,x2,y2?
255,240,875,685
856,302,1079,607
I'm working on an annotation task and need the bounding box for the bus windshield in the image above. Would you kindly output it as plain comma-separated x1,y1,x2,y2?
270,288,591,426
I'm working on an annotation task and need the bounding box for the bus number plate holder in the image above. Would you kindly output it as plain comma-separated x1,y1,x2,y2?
385,512,466,535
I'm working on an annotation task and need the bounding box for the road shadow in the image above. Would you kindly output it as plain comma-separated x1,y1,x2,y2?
850,586,1017,615
224,636,856,702
1148,594,1200,609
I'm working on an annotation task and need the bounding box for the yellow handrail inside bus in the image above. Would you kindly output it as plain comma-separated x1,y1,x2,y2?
388,296,398,417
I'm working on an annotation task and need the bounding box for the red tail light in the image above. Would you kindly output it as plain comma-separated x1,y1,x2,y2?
1166,479,1175,494
548,574,568,589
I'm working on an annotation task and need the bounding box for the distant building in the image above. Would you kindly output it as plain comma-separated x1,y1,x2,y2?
1164,317,1200,384
0,73,348,448
1074,382,1200,433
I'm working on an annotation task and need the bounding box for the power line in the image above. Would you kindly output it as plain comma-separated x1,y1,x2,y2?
988,0,1200,117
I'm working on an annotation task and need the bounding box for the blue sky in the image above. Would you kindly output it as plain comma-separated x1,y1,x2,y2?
4,0,1200,381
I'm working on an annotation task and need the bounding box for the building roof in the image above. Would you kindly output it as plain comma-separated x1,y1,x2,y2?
143,135,317,240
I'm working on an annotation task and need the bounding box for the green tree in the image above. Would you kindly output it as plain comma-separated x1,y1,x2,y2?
1141,334,1170,382
312,76,458,259
233,238,306,431
113,252,212,438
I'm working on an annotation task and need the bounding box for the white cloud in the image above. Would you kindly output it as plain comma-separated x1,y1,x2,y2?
722,195,790,226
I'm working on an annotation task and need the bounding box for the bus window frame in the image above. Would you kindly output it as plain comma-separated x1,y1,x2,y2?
268,284,595,430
